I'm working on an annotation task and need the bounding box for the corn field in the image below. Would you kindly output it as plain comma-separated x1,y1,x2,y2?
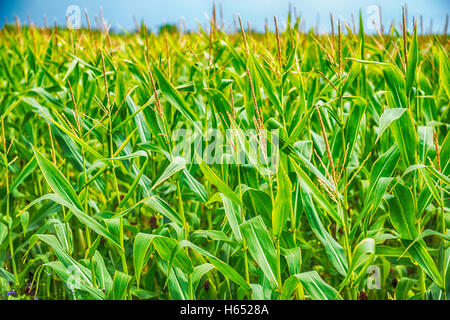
0,9,449,301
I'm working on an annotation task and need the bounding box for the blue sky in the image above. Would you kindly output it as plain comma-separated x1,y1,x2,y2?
0,0,448,33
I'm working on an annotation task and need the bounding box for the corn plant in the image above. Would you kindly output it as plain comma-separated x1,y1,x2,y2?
0,9,449,300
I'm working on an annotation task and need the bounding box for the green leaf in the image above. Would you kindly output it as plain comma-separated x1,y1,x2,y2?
400,229,450,259
340,238,375,288
32,196,120,250
395,278,417,300
142,196,183,226
93,251,113,293
242,187,273,227
383,64,407,109
10,156,37,192
445,247,450,295
300,184,348,276
240,216,279,289
343,98,367,162
32,147,120,247
284,247,302,275
401,239,444,288
181,169,207,203
133,233,154,287
133,233,193,281
173,240,251,292
272,159,293,238
389,108,417,166
54,222,73,255
112,271,132,300
220,193,243,241
388,183,418,240
249,52,282,114
119,156,150,207
368,144,399,193
290,159,341,224
406,27,418,96
151,156,186,191
438,45,450,100
0,268,15,283
32,146,83,210
152,64,200,130
23,98,105,163
192,263,215,291
39,234,106,300
0,224,7,247
376,108,406,142
198,158,242,206
439,131,450,175
281,271,342,300
350,177,393,241
45,261,105,300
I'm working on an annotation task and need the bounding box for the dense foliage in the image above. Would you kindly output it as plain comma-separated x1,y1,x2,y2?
0,14,449,300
